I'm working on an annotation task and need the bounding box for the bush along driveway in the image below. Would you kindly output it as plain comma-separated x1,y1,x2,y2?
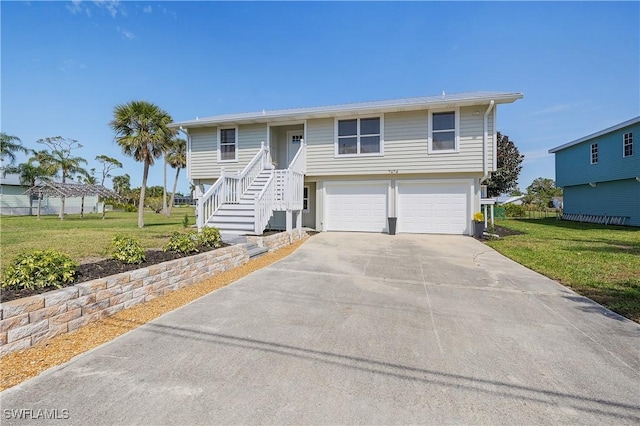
487,218,640,322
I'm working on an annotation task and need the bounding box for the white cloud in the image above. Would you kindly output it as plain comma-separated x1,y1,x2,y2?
67,0,90,17
59,59,87,72
94,0,122,18
66,0,125,18
143,5,152,14
117,27,135,40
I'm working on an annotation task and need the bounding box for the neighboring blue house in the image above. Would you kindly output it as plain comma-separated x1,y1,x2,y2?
549,116,640,227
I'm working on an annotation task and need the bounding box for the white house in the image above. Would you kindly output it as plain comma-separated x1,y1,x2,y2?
0,173,100,216
171,91,523,235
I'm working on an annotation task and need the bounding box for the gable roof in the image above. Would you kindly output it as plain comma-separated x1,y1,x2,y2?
549,116,640,153
170,91,523,128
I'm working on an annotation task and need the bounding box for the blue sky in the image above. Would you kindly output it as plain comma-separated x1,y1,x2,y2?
2,1,639,194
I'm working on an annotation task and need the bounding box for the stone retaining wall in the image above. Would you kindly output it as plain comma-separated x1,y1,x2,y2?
246,230,305,252
1,231,311,356
0,231,308,356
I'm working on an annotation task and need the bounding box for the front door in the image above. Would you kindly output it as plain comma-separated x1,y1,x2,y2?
287,131,304,166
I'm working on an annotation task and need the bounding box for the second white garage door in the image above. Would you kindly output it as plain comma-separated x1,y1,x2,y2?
397,181,470,234
325,182,389,232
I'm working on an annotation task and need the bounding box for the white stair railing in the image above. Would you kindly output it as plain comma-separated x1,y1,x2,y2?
254,174,275,234
196,142,271,228
273,140,306,211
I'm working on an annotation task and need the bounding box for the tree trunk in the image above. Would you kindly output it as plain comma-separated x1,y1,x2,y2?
80,195,85,219
102,198,106,220
162,156,168,215
37,194,42,220
168,167,181,217
138,161,150,228
59,195,65,220
59,175,66,220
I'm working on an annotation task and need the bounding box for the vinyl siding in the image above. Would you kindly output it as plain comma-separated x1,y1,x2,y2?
306,106,493,176
189,124,268,180
563,179,640,227
555,122,640,187
188,106,495,179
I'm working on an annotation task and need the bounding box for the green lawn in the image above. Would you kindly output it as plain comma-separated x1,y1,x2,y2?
1,208,195,266
487,218,640,322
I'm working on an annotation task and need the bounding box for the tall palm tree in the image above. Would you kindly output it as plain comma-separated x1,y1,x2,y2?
109,100,175,228
165,138,187,217
0,133,28,167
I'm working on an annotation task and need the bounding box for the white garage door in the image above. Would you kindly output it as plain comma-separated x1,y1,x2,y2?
325,182,389,232
397,181,469,234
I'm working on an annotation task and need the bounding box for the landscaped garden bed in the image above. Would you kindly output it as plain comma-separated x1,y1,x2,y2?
0,245,225,303
0,227,308,356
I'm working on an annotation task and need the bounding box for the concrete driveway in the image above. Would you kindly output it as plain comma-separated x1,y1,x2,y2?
2,233,639,425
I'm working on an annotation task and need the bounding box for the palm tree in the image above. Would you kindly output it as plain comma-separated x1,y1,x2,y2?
109,100,175,228
36,137,88,220
112,174,131,201
165,138,187,217
0,133,28,167
14,156,55,218
79,168,97,219
95,155,122,219
47,149,88,219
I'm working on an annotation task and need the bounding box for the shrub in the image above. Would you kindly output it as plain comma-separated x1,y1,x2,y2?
145,197,164,214
2,249,78,290
182,213,190,228
165,231,199,254
109,235,146,264
504,203,526,218
197,227,222,248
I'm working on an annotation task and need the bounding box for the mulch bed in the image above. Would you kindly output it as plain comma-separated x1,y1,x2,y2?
492,225,525,237
0,245,226,303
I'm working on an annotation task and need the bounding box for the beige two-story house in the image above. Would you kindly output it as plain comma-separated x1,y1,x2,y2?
171,91,523,236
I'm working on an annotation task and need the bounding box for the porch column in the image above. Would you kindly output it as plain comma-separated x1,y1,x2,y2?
484,204,488,230
286,210,293,234
490,204,495,229
295,209,302,239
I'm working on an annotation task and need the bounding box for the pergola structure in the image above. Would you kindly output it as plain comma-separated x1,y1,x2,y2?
24,182,120,219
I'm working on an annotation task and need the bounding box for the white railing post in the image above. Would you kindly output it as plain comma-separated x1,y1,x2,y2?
196,184,204,229
220,167,226,203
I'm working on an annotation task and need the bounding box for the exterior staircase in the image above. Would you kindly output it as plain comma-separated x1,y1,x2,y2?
208,171,272,235
197,141,306,237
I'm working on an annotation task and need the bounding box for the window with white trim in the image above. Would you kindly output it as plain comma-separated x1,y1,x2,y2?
336,117,381,155
590,143,598,164
428,109,459,153
623,132,633,157
218,127,237,161
303,186,309,212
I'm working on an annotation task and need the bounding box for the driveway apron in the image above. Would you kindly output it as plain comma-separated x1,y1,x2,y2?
2,233,639,425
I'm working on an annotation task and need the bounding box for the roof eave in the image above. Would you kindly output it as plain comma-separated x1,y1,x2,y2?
549,115,640,153
170,92,523,129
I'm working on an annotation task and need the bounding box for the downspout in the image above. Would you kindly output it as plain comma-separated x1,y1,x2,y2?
178,126,192,188
482,100,495,182
481,100,495,232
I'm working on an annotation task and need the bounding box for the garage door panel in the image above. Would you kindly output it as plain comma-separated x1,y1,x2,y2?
326,183,388,232
398,182,469,234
